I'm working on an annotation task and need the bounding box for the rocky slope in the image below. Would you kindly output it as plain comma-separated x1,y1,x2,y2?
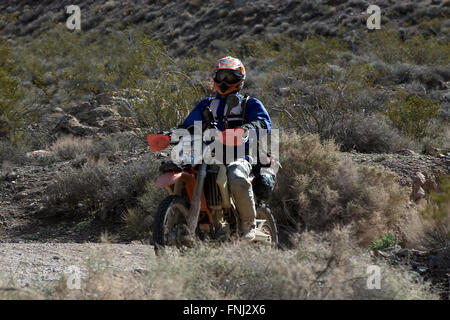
2,0,449,54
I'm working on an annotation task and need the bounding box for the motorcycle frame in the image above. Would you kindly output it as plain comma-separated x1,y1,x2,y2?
158,163,242,235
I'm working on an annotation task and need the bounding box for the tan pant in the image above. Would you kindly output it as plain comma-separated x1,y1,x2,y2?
227,159,256,232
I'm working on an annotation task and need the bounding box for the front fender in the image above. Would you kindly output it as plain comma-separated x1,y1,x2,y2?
156,172,183,188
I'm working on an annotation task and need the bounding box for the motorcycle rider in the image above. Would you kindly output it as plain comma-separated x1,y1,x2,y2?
179,56,273,241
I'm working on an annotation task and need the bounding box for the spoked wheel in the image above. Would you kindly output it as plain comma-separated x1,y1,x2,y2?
153,195,192,253
255,204,279,248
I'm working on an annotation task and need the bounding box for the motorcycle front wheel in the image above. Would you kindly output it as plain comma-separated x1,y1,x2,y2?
153,195,192,252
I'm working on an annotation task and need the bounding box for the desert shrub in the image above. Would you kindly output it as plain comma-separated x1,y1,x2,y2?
230,35,347,70
432,66,450,82
101,131,148,153
137,180,166,215
0,140,27,165
50,136,95,161
386,90,441,139
418,17,447,35
50,135,118,161
46,161,109,215
15,25,176,106
414,6,449,20
121,179,166,240
421,177,450,249
121,208,153,239
278,64,401,152
388,63,418,84
333,113,403,153
270,133,410,246
392,3,416,15
134,71,204,131
100,154,161,219
13,25,206,132
45,152,162,220
386,63,448,89
418,177,450,286
413,67,447,90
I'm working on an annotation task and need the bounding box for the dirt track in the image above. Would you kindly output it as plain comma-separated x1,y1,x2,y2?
0,243,154,288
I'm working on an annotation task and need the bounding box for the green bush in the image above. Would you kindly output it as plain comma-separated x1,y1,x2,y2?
16,25,176,104
386,90,441,139
277,63,403,152
231,35,347,69
0,39,23,141
368,233,397,251
134,72,204,131
362,30,450,65
424,177,450,221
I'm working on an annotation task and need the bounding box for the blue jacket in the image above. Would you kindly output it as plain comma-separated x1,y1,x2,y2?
182,92,271,132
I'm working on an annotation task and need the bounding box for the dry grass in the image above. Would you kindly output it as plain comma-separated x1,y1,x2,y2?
50,136,95,161
0,228,439,300
417,177,450,280
50,135,118,161
121,208,153,240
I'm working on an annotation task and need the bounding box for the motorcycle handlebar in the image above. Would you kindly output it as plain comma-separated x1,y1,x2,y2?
149,124,247,152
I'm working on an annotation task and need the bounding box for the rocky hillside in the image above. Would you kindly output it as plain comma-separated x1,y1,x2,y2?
2,0,449,51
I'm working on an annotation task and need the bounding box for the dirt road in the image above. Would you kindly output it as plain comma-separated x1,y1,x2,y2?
0,243,154,289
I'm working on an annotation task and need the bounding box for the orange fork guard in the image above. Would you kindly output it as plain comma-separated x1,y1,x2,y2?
180,171,213,225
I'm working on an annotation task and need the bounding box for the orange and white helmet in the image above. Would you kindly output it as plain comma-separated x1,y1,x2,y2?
212,56,246,95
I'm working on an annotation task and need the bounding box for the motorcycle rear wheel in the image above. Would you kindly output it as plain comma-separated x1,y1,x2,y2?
256,204,279,248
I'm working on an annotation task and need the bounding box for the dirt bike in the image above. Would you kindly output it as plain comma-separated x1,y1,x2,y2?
147,109,278,252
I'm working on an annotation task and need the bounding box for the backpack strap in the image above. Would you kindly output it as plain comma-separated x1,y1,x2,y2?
203,94,250,129
241,94,249,122
202,98,214,123
223,94,249,129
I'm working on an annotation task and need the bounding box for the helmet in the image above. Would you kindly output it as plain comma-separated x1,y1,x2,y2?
212,56,246,95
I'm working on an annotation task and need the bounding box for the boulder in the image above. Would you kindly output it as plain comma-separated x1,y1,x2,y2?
25,149,54,160
396,149,418,156
279,87,291,97
75,106,119,126
411,171,426,201
54,115,99,136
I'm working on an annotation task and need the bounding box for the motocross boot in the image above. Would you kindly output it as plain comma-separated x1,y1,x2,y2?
240,222,256,241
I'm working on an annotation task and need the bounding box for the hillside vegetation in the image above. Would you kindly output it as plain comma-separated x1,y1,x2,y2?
0,0,449,299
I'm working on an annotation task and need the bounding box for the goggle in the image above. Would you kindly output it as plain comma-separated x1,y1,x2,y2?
213,70,242,84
